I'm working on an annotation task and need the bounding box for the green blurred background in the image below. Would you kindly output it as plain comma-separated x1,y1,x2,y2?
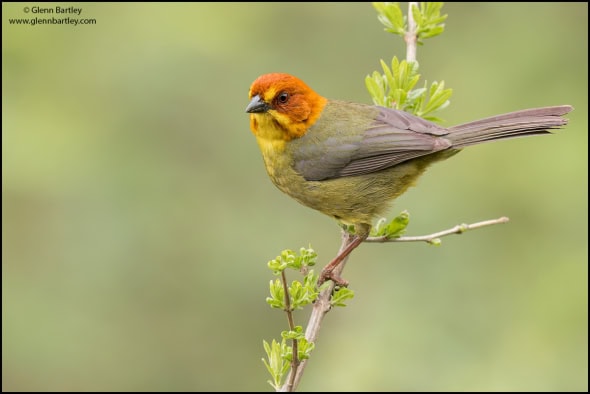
2,2,587,391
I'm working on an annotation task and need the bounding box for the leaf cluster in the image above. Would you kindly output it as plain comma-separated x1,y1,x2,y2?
372,2,447,44
262,247,354,389
367,2,452,122
262,331,314,390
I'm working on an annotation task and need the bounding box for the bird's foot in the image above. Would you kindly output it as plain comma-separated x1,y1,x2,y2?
318,268,349,288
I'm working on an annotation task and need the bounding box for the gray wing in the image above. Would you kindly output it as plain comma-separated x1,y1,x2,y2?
292,102,453,181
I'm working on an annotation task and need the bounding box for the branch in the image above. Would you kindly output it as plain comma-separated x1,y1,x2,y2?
366,217,510,244
279,216,509,391
405,2,418,62
279,231,355,392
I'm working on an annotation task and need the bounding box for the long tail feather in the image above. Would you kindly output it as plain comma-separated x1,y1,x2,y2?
448,105,573,148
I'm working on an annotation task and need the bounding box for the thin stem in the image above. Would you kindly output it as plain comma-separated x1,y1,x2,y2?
280,271,299,392
280,271,296,331
366,217,510,244
405,2,418,62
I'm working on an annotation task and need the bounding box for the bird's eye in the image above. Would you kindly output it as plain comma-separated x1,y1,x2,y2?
277,92,289,104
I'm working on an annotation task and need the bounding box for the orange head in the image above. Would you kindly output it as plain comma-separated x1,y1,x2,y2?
246,73,327,140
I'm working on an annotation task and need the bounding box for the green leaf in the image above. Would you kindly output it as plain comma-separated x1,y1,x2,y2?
407,86,426,101
373,2,406,35
289,279,316,309
331,287,355,307
267,249,293,273
419,81,452,117
296,246,317,268
381,59,394,88
411,3,424,27
392,88,406,108
397,59,408,88
365,75,382,105
281,326,305,340
262,339,288,390
266,278,285,309
421,25,445,39
407,73,421,92
300,271,321,305
267,247,317,274
414,2,447,42
387,210,410,237
370,211,410,238
297,337,315,360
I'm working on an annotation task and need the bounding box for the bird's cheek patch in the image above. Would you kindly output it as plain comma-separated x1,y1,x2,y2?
271,111,307,140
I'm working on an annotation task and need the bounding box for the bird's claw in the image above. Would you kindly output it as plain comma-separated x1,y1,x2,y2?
318,269,349,288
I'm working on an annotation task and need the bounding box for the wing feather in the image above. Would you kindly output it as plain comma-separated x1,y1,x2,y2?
292,102,452,181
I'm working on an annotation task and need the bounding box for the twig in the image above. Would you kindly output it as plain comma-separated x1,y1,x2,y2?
366,217,510,244
279,231,355,392
281,271,299,392
278,216,509,391
405,2,418,62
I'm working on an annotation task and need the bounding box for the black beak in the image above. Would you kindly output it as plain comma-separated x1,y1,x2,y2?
246,95,271,113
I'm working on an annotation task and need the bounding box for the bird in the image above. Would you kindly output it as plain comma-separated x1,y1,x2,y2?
245,72,572,286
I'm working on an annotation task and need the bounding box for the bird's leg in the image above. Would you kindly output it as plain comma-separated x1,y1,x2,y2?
318,225,370,287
